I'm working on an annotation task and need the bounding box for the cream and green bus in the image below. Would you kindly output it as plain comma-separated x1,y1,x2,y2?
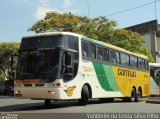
14,32,150,106
149,63,160,96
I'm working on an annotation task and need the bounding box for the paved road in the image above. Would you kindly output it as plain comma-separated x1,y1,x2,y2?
0,96,160,113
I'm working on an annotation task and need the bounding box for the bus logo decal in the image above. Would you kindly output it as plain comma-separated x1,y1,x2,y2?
66,86,76,97
118,68,136,77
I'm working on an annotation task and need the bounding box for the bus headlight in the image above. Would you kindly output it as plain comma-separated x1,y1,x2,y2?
15,90,21,94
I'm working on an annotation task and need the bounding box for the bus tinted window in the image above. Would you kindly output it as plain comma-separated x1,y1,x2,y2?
21,35,64,50
145,60,149,70
115,52,120,64
138,58,145,69
130,56,138,68
104,48,109,61
82,41,89,58
97,46,103,60
89,44,96,59
121,53,129,66
66,36,78,50
142,59,145,69
110,50,120,64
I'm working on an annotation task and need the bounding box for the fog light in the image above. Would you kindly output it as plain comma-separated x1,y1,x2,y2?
15,90,21,94
48,90,55,94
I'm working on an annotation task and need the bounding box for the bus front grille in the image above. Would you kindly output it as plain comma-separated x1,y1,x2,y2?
35,84,45,87
23,84,33,87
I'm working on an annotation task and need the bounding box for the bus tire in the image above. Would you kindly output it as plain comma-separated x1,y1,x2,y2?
137,87,142,98
131,88,138,102
78,85,89,105
45,99,51,106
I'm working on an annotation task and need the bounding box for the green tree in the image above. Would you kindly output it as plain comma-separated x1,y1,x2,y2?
0,42,19,81
29,11,154,62
0,74,5,81
107,29,154,62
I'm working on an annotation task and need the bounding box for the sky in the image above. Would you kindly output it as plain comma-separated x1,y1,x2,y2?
0,0,160,42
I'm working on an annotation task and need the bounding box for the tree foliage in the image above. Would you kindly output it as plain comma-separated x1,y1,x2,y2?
0,74,5,81
0,42,19,81
108,29,154,62
29,11,154,62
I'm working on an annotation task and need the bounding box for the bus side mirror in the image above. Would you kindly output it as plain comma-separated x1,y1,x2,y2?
154,70,160,78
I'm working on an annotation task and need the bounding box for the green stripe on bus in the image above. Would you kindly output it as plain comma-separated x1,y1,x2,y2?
93,63,120,91
103,65,120,91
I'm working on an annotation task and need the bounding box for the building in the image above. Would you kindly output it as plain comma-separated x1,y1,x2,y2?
125,20,160,62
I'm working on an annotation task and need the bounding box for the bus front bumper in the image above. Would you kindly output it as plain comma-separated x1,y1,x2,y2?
14,87,67,100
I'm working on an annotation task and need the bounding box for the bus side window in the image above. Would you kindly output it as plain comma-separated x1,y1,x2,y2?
83,51,86,57
134,57,138,68
97,46,103,60
145,60,149,70
82,41,89,58
130,56,137,68
110,50,120,64
110,50,116,63
104,48,109,61
121,53,129,66
142,59,145,69
138,58,143,69
89,44,96,59
115,52,120,64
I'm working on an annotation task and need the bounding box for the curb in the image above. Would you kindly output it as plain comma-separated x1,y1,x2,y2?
146,98,160,104
0,96,14,98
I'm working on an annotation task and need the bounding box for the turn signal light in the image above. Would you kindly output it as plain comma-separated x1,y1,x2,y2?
56,83,61,87
48,90,55,94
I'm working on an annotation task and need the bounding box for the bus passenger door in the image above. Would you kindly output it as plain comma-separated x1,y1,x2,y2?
62,51,78,81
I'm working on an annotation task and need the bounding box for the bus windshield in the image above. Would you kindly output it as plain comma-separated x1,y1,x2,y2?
16,34,79,81
16,35,65,80
16,49,61,79
20,35,64,50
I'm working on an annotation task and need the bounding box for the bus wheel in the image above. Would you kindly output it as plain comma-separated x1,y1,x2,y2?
137,87,142,98
45,99,51,106
78,85,89,105
131,88,138,102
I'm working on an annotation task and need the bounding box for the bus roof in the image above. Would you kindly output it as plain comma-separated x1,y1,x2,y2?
22,32,148,60
22,32,80,39
81,35,148,60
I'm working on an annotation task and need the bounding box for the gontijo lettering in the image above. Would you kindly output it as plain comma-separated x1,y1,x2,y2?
118,68,136,77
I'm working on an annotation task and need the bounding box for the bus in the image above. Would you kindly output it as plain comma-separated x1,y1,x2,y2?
149,63,160,96
14,32,150,106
